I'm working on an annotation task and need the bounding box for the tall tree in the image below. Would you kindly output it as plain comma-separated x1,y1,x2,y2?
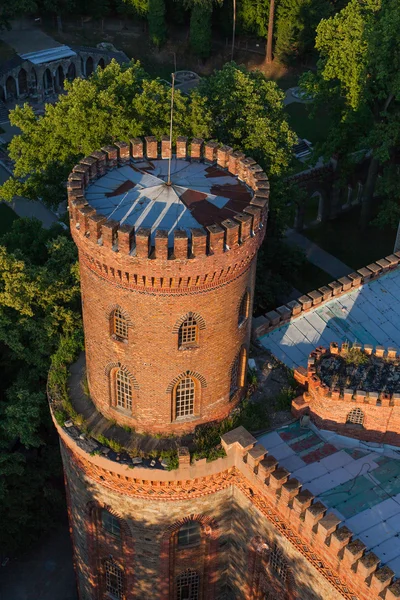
148,0,167,46
266,0,275,63
0,60,211,208
189,1,213,58
302,0,400,227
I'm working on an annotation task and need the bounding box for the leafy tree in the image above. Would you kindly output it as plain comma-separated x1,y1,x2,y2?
189,2,213,58
302,0,400,227
148,0,167,45
199,62,296,175
237,0,270,37
0,218,81,554
0,60,211,208
0,0,37,30
275,0,332,65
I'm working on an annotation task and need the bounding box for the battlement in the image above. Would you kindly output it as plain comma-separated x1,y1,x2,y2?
67,136,268,267
292,342,400,446
51,400,399,600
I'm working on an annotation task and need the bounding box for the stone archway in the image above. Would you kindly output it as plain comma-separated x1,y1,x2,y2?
0,85,5,102
98,57,105,69
86,56,94,77
29,68,37,94
6,76,17,100
43,68,53,94
67,62,76,82
18,68,28,95
56,65,64,90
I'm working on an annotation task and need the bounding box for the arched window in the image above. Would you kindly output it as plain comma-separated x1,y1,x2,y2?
98,57,105,69
270,544,288,582
104,559,123,599
18,68,28,95
116,368,132,411
176,569,199,600
238,291,250,326
86,56,94,76
347,407,364,426
102,510,121,538
230,347,247,397
112,308,129,340
175,377,195,419
178,315,198,348
67,62,76,82
178,521,201,548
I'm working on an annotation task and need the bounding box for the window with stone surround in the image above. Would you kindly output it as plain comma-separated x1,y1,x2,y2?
269,544,288,582
178,315,198,348
238,290,250,326
176,569,200,600
177,520,201,548
102,510,121,538
104,559,123,599
115,368,133,411
112,308,129,341
175,377,195,418
347,407,364,426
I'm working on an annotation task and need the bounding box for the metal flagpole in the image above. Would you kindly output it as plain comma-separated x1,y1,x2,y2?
167,73,175,186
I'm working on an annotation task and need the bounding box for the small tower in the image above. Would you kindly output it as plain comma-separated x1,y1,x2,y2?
54,136,269,599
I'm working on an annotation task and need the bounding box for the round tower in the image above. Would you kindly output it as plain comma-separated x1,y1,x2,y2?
52,135,272,600
67,136,268,434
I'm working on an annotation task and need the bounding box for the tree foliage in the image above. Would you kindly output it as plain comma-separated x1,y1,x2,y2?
0,218,81,554
301,0,400,226
148,0,167,46
189,3,212,58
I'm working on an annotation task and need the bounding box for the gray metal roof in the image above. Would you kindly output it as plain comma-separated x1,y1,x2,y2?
19,46,76,65
86,158,252,246
259,268,400,368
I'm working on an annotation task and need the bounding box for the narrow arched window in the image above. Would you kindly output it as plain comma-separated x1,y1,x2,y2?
178,521,201,548
347,407,364,426
105,559,123,599
112,308,128,340
238,291,250,326
116,368,132,411
176,569,200,600
230,354,240,396
270,544,288,582
178,315,198,348
175,377,195,418
102,510,121,538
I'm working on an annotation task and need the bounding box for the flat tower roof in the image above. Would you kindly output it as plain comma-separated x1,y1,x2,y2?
85,158,253,246
259,268,400,368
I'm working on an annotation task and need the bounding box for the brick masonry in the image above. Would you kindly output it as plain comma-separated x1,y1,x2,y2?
293,342,400,446
67,137,267,434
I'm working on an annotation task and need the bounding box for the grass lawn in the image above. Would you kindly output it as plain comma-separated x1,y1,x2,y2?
0,203,18,235
305,207,397,271
285,102,332,145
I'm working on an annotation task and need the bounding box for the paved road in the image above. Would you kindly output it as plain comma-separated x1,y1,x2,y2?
285,229,351,279
0,524,77,600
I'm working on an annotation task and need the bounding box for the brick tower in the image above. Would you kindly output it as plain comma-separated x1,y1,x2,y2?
53,136,269,599
66,137,268,435
49,136,392,600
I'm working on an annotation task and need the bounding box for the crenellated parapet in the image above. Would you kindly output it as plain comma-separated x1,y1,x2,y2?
67,136,268,293
292,342,400,446
52,404,398,600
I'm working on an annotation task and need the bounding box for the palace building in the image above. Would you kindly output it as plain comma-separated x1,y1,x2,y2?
48,136,400,600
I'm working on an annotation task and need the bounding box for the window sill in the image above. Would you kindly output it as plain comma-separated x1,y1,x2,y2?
178,344,200,351
111,334,128,344
111,405,133,417
174,414,199,423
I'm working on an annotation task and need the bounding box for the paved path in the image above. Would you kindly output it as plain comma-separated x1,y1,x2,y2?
285,229,352,279
0,524,77,600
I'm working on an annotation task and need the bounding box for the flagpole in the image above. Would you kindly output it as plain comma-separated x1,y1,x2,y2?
167,73,175,186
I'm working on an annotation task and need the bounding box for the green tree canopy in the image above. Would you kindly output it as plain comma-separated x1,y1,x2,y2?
301,0,400,226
